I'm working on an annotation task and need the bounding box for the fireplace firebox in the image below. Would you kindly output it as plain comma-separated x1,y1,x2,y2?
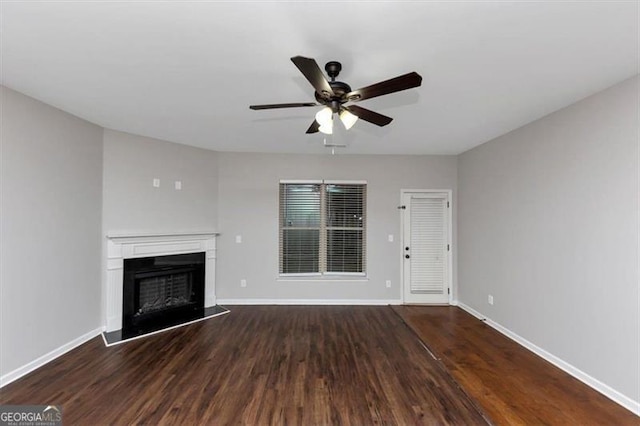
122,252,205,338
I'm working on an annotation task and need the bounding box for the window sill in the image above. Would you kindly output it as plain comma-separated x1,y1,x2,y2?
277,276,369,283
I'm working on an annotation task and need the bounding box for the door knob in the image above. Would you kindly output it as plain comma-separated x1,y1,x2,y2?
405,247,410,251
405,254,410,259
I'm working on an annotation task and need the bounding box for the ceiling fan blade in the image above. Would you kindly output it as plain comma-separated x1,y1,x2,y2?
250,102,317,110
291,56,335,100
344,105,393,127
345,72,422,102
305,120,320,134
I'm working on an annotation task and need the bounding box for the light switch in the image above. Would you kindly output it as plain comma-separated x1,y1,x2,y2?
175,181,182,190
153,178,160,188
388,234,394,242
235,235,242,243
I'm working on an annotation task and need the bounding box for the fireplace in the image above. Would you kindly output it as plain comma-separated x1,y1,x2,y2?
104,231,219,342
122,252,205,338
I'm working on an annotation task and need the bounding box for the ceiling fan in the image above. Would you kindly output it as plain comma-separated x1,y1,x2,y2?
249,56,422,134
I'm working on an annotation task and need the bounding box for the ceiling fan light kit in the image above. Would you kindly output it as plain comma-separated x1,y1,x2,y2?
249,56,423,135
315,107,334,134
314,107,359,135
339,109,358,130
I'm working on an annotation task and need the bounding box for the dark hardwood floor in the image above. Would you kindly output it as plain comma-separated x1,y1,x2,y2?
0,306,488,425
393,305,639,426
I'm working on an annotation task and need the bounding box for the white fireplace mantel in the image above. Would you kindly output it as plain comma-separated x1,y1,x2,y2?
105,231,219,332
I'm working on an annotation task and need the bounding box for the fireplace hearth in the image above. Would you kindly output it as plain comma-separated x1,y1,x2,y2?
122,252,205,338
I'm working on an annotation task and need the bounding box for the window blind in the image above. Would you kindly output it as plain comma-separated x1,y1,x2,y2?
279,183,321,274
279,181,366,275
325,184,366,274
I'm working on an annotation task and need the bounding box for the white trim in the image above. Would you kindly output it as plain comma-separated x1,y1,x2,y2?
277,278,369,282
400,189,453,305
0,327,103,388
323,272,366,277
456,302,640,415
278,273,367,280
217,299,401,306
105,232,217,332
279,272,323,278
106,230,218,242
279,180,368,185
401,189,452,194
456,301,485,319
102,310,230,347
323,179,367,185
279,179,323,184
279,181,367,276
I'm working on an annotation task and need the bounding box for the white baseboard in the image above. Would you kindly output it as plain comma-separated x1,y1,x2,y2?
217,298,402,306
456,302,640,416
455,301,484,318
0,327,103,388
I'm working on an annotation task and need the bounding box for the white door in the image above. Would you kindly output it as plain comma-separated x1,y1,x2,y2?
402,191,450,304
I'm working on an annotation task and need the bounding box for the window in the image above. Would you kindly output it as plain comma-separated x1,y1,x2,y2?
279,181,366,276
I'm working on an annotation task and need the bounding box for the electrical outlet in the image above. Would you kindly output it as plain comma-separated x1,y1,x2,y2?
153,178,160,188
388,234,394,242
488,295,494,305
235,235,242,244
385,280,392,288
240,279,247,287
175,181,182,190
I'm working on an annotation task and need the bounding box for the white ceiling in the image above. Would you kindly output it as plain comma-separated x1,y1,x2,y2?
2,1,638,155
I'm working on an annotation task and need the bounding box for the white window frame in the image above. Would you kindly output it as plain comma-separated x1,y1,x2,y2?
279,179,367,277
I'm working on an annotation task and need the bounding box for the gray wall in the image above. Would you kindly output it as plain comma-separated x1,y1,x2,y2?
457,76,639,402
217,152,457,302
102,129,218,235
102,130,219,326
4,76,637,407
0,86,103,378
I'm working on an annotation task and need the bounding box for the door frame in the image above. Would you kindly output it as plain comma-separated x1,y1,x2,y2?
400,189,453,305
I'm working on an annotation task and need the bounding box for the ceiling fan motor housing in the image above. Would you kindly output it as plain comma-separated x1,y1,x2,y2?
315,81,352,111
315,61,352,111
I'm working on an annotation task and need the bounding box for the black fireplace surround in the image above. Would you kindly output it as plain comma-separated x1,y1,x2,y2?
122,252,205,338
